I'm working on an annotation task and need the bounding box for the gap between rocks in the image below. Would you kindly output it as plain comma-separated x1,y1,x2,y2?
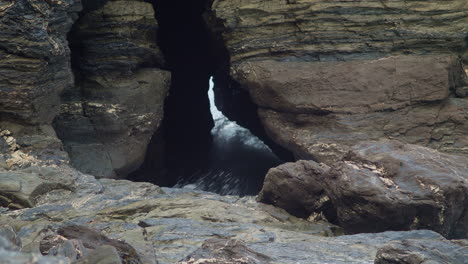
129,0,294,195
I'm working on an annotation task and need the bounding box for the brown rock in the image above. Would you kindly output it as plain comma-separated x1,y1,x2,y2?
232,56,454,114
259,98,468,162
257,160,333,219
258,140,468,238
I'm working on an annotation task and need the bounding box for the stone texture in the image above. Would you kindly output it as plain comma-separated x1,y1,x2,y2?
0,160,456,264
0,167,73,209
257,160,333,219
212,0,468,63
259,97,468,163
0,1,82,174
0,0,81,126
53,0,171,178
211,0,468,159
375,239,468,264
258,140,468,239
232,56,454,114
178,239,271,264
75,245,122,264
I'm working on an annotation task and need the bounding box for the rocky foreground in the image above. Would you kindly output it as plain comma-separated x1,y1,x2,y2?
0,150,466,263
1,0,468,263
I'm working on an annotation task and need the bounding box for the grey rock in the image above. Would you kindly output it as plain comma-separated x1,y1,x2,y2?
75,245,122,264
46,239,89,261
375,239,468,264
0,225,21,250
179,239,271,264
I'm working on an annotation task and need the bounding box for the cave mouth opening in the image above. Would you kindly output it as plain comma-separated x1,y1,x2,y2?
129,0,287,196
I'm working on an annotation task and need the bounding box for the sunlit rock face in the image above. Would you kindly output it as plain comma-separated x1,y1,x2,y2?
212,0,468,161
174,78,281,196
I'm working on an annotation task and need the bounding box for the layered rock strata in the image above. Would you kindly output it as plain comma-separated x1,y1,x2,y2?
53,0,171,178
0,0,81,165
212,0,468,160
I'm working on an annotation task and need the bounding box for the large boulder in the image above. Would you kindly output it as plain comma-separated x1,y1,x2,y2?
258,140,468,238
257,160,333,219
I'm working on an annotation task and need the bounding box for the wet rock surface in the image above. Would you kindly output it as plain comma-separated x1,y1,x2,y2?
259,140,468,239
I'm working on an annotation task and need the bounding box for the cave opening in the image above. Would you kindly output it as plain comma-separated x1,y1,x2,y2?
130,0,291,196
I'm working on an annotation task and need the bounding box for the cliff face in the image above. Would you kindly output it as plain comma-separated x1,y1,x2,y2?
0,0,81,164
53,0,171,178
0,0,171,178
212,0,468,161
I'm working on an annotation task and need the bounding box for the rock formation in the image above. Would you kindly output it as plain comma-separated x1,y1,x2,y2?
212,0,468,160
1,0,467,263
259,140,468,238
53,0,171,178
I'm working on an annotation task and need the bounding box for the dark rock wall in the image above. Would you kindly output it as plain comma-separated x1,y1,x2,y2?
53,0,171,178
0,0,81,168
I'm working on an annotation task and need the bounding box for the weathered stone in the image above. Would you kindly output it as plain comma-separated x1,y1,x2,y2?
0,0,81,126
54,69,171,178
0,225,20,251
212,0,467,63
212,0,468,160
259,97,468,162
259,141,468,239
257,160,333,219
232,56,454,114
0,167,74,209
374,239,468,264
75,245,122,264
179,239,271,264
53,0,171,178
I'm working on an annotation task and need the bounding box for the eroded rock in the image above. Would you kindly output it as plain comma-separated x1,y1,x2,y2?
179,239,271,264
54,0,171,178
257,160,334,219
374,239,468,264
258,141,468,239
